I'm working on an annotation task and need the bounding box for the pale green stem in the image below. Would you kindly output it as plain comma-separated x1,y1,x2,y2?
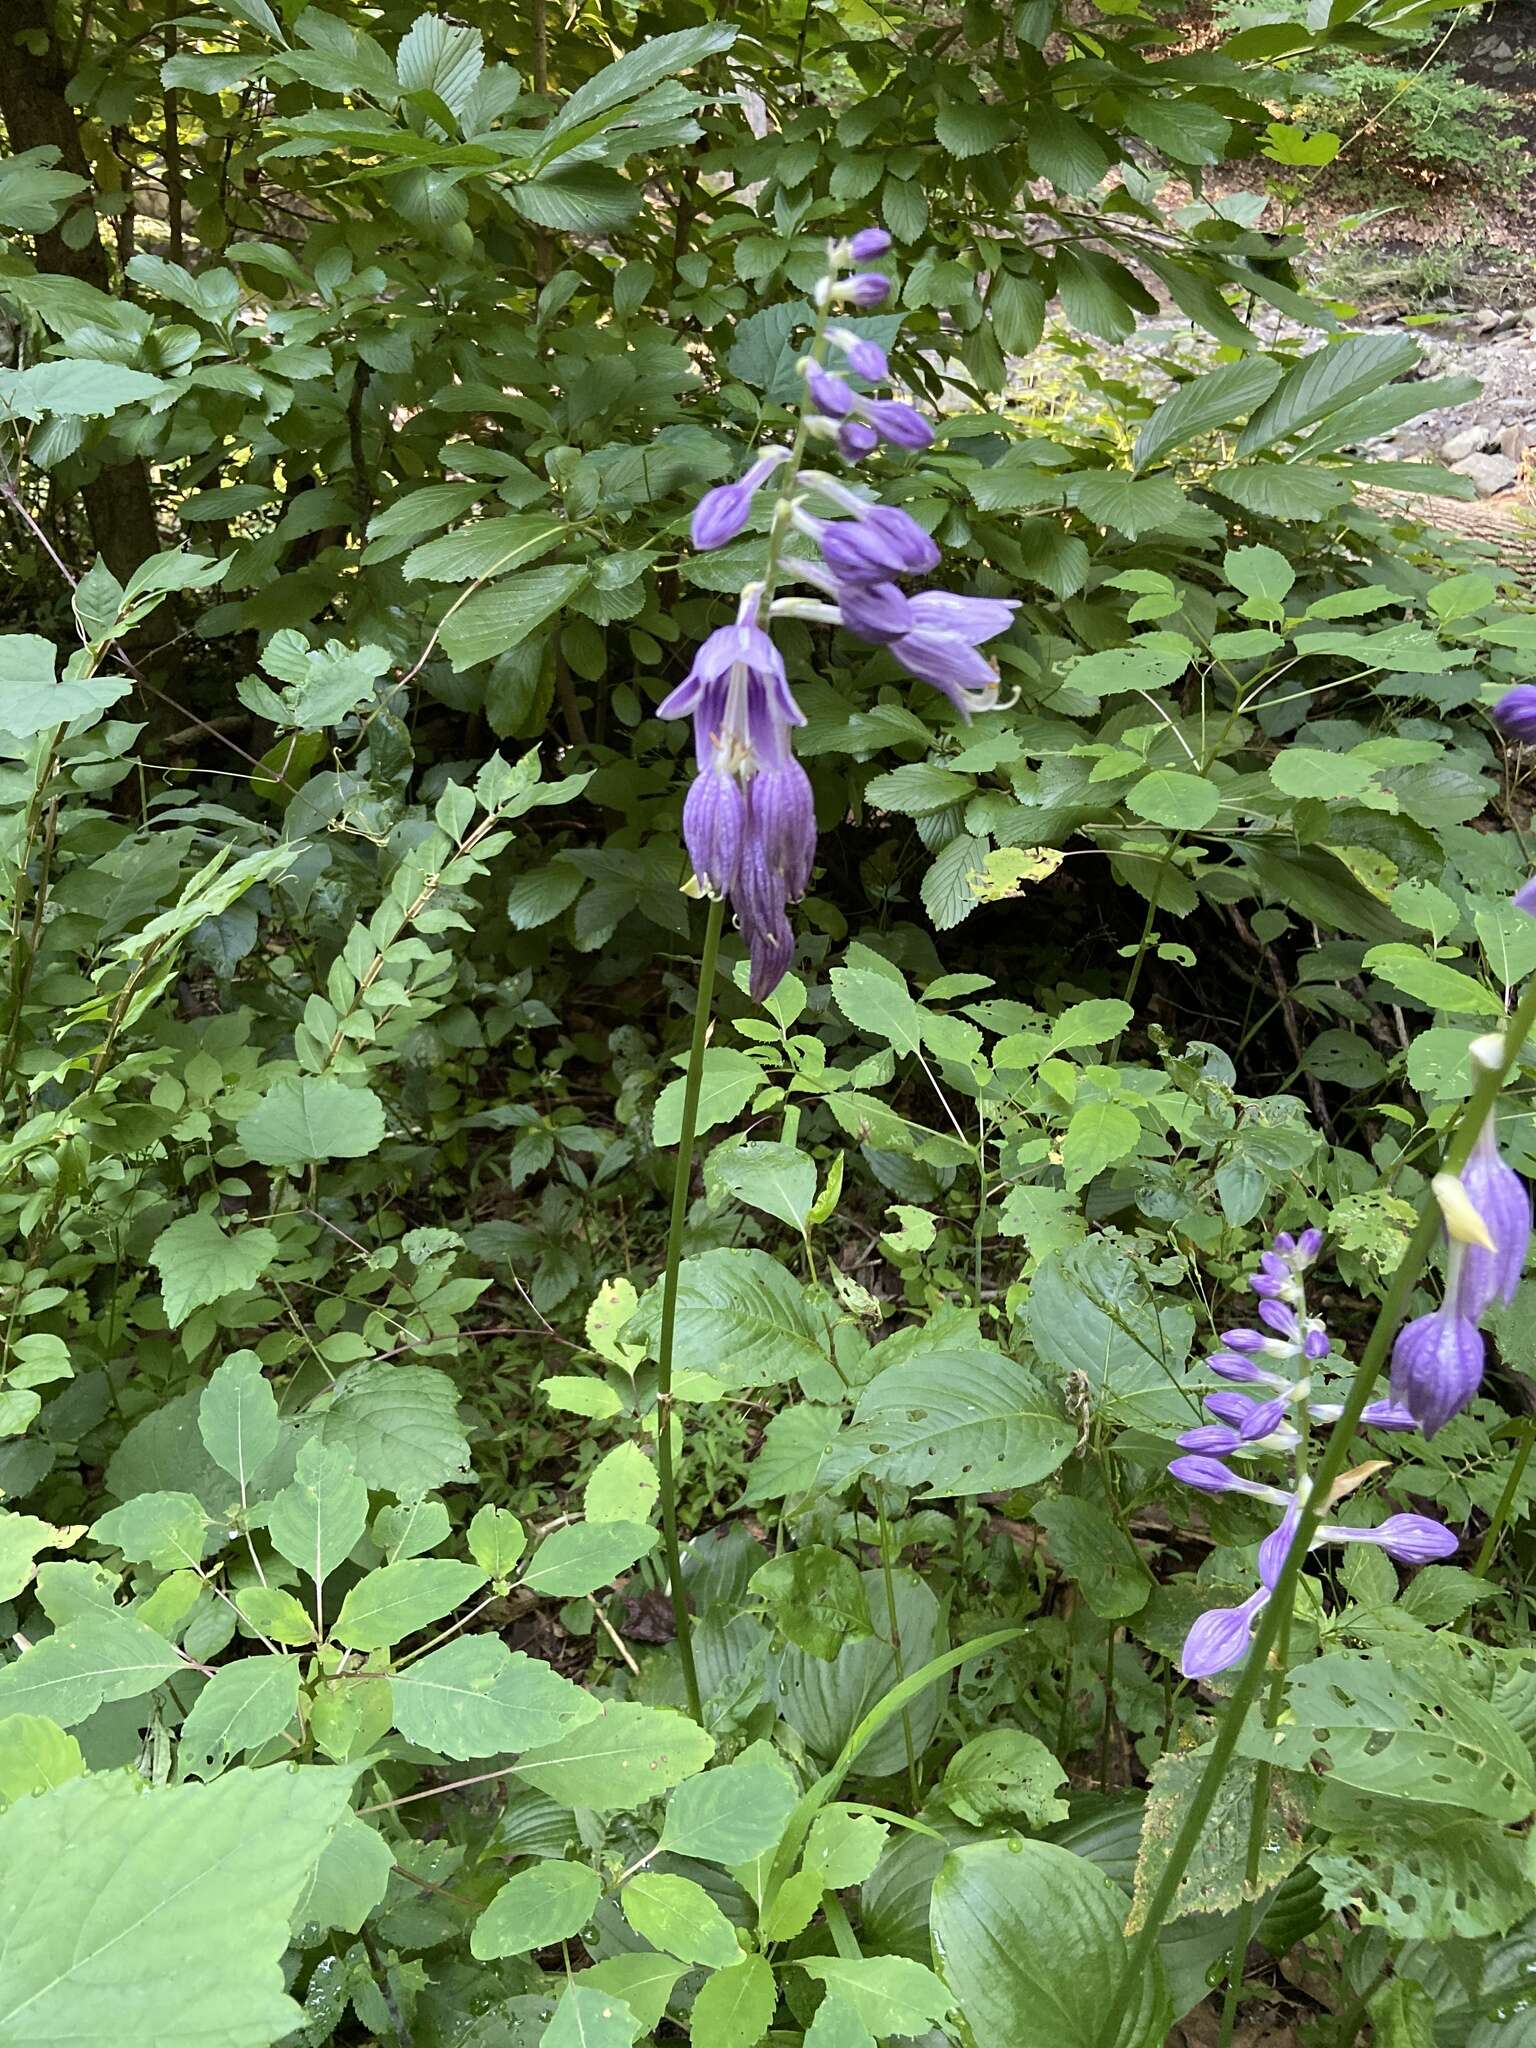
653,894,726,1725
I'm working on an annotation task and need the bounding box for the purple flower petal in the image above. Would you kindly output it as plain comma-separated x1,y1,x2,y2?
1181,1589,1270,1681
1493,685,1536,743
1457,1122,1531,1315
836,579,915,644
1390,1308,1485,1437
691,481,753,551
1177,1425,1243,1455
1370,1513,1460,1564
849,227,892,260
841,272,890,307
682,769,744,897
1169,1455,1240,1495
839,335,888,380
864,398,933,450
807,366,854,418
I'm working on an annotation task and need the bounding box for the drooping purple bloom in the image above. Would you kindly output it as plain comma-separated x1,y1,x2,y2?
849,226,892,260
681,767,744,897
886,590,1018,718
1492,684,1536,742
835,579,915,644
840,272,890,307
1455,1114,1531,1315
1390,1304,1485,1437
806,366,854,418
659,609,814,1001
832,329,889,380
690,449,788,551
838,420,879,461
862,399,933,450
1181,1588,1269,1681
1321,1513,1459,1565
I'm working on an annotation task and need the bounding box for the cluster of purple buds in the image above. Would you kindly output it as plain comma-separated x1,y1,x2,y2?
662,227,1021,1000
1170,1228,1459,1681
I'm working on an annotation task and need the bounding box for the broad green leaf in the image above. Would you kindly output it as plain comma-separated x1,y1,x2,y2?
149,1211,277,1326
292,1812,393,1936
741,1402,842,1505
1064,644,1189,700
521,1520,657,1597
403,517,565,584
0,1766,352,2046
1026,1239,1197,1429
395,13,482,119
652,1047,763,1146
1363,943,1501,1018
333,1559,486,1651
389,1636,599,1759
467,1503,527,1578
0,635,130,738
932,1839,1169,2048
1127,1741,1308,1932
1062,1100,1141,1190
1270,749,1383,803
309,1363,471,1496
199,1354,281,1496
541,1985,642,2048
237,1587,315,1645
941,1730,1069,1828
263,1439,368,1590
804,1993,875,2048
1035,1497,1153,1620
0,360,165,419
471,1860,601,1959
92,1491,209,1573
829,966,926,1054
236,1076,386,1167
372,1494,452,1562
515,1700,714,1811
537,23,735,156
178,1655,301,1778
1242,1654,1536,1820
843,1331,1073,1496
659,1759,799,1864
798,1958,952,2039
582,1955,686,2033
1069,472,1188,540
752,1545,875,1661
439,564,588,670
622,1871,742,1967
689,1955,775,2048
803,1805,887,1887
1133,357,1283,469
1125,770,1220,831
583,1444,658,1526
776,1569,946,1778
626,1248,826,1391
0,1609,180,1727
706,1140,816,1232
0,1715,83,1805
1237,333,1421,454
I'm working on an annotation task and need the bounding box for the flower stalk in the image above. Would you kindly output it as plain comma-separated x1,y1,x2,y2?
652,893,726,1726
1098,971,1536,2048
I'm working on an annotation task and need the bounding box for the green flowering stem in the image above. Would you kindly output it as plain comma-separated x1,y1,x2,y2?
1471,1417,1535,1579
1098,975,1536,2048
654,892,727,1726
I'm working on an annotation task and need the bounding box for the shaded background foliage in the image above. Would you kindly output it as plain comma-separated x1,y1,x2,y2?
0,0,1534,2044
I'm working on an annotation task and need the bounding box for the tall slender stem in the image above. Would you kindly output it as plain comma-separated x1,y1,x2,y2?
654,893,727,1725
1472,1417,1535,1579
1097,977,1536,2048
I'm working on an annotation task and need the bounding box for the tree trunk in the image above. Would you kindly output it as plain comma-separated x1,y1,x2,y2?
0,0,163,586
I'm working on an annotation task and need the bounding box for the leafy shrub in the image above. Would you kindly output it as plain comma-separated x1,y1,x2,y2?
0,2,1535,2046
1295,55,1525,193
